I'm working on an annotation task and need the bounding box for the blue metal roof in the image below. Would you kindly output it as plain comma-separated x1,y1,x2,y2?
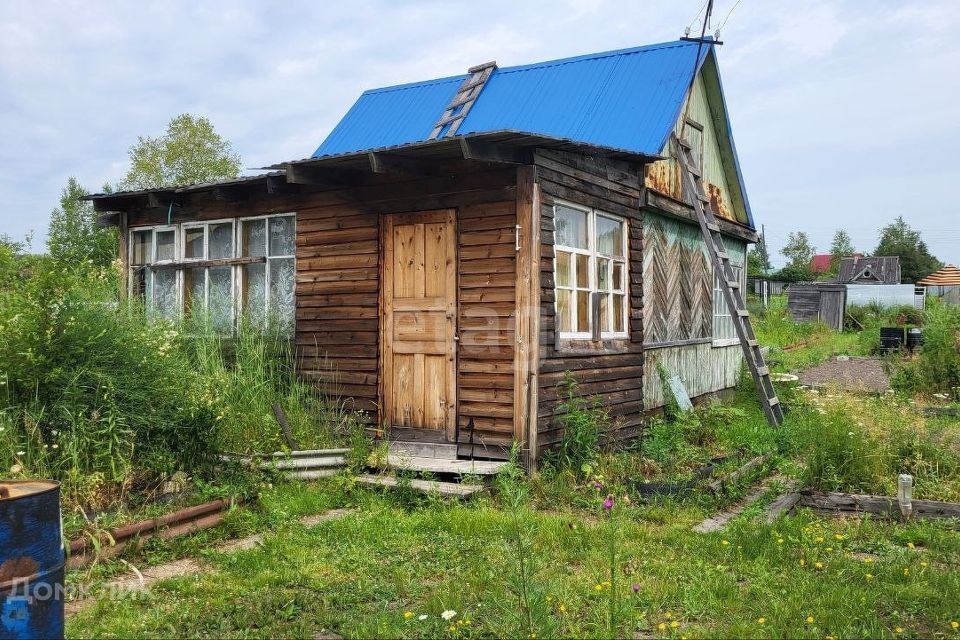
314,39,711,158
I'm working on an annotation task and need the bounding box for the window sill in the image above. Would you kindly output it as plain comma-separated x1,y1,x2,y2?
554,337,633,354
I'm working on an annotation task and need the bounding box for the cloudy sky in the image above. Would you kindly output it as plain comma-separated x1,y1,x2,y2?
1,0,958,266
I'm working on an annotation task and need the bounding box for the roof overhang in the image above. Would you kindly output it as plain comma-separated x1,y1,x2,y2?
87,131,661,222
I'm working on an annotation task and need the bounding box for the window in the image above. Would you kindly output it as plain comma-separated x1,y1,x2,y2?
128,213,295,332
553,202,628,339
712,243,746,345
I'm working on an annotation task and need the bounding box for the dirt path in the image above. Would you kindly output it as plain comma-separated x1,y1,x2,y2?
797,356,890,393
65,508,355,616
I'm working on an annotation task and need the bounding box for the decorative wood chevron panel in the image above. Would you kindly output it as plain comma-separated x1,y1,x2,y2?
643,213,712,344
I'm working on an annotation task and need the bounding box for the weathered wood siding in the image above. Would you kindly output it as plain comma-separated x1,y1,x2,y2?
643,342,743,409
642,212,712,345
787,283,846,331
296,204,381,419
535,149,645,453
645,70,740,224
457,200,518,445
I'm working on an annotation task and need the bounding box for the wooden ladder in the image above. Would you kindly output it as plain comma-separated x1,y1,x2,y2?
671,134,785,427
428,61,497,140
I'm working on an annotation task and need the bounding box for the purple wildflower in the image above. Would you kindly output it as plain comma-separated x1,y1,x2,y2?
593,481,603,490
632,583,641,593
603,495,614,510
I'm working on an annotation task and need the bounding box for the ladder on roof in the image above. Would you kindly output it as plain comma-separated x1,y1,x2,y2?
671,133,785,427
428,61,497,140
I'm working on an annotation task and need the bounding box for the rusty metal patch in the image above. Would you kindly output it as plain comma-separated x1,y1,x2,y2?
705,182,733,221
0,557,39,584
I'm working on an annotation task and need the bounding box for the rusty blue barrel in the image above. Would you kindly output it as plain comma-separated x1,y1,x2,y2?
0,481,64,640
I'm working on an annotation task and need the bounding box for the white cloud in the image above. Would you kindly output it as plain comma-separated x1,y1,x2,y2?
0,0,957,267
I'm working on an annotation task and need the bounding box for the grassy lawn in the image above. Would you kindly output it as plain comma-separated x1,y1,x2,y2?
68,483,960,639
64,298,960,639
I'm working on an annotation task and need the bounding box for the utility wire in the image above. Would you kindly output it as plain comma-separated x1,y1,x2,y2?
716,0,744,35
679,0,714,138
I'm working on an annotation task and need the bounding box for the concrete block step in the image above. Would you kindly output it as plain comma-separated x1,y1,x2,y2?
356,474,485,497
383,454,508,476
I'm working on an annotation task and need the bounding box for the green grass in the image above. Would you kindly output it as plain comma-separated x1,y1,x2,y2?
68,482,960,639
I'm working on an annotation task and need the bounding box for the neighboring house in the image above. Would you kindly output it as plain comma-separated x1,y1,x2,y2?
88,38,758,466
837,256,901,284
810,254,833,275
918,265,960,304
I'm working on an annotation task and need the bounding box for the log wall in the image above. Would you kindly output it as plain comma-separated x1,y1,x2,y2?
534,149,646,454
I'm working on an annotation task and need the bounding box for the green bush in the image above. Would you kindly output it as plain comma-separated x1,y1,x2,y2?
892,302,960,396
550,372,606,475
0,259,352,510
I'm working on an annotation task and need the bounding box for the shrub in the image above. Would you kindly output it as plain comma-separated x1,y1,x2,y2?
892,302,960,396
551,372,606,475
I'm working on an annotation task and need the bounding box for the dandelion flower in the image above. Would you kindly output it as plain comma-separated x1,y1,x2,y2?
904,568,910,576
806,616,815,624
757,617,766,625
815,536,824,543
826,547,833,552
529,633,537,639
658,623,667,631
920,561,928,567
449,625,456,632
441,610,457,621
950,620,958,629
404,611,414,619
602,581,611,588
777,538,784,544
594,584,603,592
907,542,915,549
866,573,874,581
895,627,904,634
835,534,844,540
559,604,567,614
666,612,673,619
814,562,824,569
864,557,873,564
670,621,680,629
800,559,806,567
722,540,730,546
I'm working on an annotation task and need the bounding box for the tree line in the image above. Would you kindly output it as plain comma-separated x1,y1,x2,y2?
1,114,241,270
748,219,942,284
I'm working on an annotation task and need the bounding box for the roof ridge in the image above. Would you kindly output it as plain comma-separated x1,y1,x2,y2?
362,39,696,96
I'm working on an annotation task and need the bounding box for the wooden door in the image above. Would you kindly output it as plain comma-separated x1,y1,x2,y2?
382,210,457,437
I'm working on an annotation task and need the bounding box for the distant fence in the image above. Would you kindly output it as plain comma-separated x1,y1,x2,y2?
846,284,925,310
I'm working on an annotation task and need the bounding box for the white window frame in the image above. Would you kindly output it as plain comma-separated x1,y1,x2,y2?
552,200,629,340
237,213,296,324
712,246,747,347
180,218,237,328
127,213,296,331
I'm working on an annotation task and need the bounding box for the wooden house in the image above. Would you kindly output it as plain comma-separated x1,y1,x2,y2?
837,256,901,284
89,39,759,467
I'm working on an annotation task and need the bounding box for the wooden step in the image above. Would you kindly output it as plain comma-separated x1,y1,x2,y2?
383,454,508,476
389,441,458,460
356,474,485,497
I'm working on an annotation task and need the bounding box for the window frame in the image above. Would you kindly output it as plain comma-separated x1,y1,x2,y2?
237,213,296,325
127,213,296,331
711,244,747,347
552,200,629,341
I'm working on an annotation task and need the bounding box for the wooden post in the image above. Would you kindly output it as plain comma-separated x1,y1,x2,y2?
515,166,540,471
118,212,129,299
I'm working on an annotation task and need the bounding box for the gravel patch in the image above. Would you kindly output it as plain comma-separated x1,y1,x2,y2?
798,356,890,393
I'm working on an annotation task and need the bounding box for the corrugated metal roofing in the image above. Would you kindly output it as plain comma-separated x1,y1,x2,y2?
314,39,711,158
